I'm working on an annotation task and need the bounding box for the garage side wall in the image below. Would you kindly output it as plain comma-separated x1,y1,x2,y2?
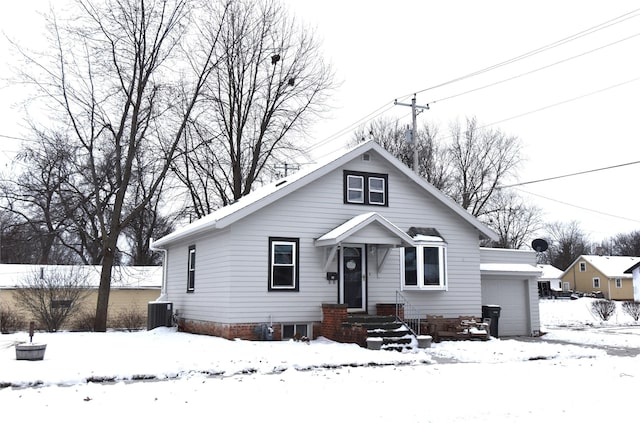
480,248,541,337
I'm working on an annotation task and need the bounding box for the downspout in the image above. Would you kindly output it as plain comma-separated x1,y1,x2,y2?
150,238,169,302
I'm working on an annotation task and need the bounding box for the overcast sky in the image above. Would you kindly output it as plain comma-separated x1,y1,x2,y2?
2,1,640,244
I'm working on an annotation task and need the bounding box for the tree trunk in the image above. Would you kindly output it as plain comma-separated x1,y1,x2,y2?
94,240,117,332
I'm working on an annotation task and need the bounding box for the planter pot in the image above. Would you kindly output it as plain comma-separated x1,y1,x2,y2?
417,335,432,349
15,343,47,361
366,337,383,350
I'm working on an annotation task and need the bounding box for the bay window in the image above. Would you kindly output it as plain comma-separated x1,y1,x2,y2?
401,244,447,290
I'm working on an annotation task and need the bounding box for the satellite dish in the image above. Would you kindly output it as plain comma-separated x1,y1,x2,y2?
531,238,549,253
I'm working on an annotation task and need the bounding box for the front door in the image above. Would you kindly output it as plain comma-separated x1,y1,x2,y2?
341,245,366,311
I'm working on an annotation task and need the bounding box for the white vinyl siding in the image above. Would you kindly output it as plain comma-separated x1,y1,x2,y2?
164,150,489,324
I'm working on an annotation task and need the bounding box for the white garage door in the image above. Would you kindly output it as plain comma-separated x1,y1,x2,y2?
481,278,529,336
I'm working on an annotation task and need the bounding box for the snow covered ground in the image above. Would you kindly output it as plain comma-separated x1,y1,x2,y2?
1,297,639,422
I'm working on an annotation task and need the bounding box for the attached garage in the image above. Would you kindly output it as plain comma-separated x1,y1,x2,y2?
480,248,542,337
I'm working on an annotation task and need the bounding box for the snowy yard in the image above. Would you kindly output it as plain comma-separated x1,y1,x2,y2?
1,297,639,422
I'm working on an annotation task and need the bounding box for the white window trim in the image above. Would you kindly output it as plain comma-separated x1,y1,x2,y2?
368,176,386,205
346,175,365,204
579,262,586,272
187,245,196,292
400,243,448,291
615,278,622,288
593,277,600,289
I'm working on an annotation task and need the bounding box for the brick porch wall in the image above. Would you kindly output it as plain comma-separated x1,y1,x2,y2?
321,303,368,347
376,303,404,319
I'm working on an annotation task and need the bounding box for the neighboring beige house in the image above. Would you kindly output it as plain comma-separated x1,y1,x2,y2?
0,264,161,329
561,255,640,300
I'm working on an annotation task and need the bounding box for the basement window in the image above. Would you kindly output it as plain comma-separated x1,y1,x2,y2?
282,323,309,340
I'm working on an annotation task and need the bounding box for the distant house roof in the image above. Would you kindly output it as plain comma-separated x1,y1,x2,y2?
537,264,563,281
0,265,162,289
152,141,498,248
562,255,640,279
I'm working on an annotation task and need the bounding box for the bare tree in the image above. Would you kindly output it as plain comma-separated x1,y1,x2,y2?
353,118,451,192
541,221,591,271
481,189,542,249
14,267,91,332
448,117,521,217
0,131,76,264
172,0,336,216
10,0,230,331
610,230,640,256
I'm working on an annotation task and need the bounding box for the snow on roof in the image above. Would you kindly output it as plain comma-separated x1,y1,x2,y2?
153,140,498,248
480,263,542,275
580,255,640,278
537,264,563,280
0,264,162,289
314,212,415,247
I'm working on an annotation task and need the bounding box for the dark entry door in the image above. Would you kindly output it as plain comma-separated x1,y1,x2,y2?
342,245,365,310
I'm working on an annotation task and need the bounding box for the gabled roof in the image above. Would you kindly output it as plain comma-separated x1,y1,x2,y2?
314,212,415,247
624,261,640,274
153,141,498,247
561,255,640,279
537,264,563,280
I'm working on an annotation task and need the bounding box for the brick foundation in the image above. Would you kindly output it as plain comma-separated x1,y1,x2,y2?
177,318,285,341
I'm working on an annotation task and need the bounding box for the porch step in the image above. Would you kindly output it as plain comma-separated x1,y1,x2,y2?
348,314,416,352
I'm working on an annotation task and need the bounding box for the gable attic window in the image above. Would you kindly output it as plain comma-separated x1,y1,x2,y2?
268,237,299,291
401,227,447,291
343,170,388,206
187,245,196,292
579,262,586,272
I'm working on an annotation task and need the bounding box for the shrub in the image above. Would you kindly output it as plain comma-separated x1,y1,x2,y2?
111,305,146,331
590,299,616,321
14,267,92,332
0,304,25,334
621,301,640,322
71,309,96,332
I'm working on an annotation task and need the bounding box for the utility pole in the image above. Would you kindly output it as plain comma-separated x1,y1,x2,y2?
394,94,429,173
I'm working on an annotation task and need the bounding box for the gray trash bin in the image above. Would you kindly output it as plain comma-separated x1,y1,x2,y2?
482,305,501,338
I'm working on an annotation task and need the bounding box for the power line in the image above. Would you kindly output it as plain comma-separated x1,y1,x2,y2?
431,31,640,104
307,7,640,156
515,187,640,224
407,8,640,99
500,160,640,189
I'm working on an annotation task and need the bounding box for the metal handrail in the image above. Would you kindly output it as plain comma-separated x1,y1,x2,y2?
395,291,421,336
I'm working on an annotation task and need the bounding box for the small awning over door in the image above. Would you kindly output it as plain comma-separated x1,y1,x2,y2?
315,212,414,272
315,212,414,247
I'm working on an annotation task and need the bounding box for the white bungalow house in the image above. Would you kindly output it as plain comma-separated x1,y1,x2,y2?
151,141,540,344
